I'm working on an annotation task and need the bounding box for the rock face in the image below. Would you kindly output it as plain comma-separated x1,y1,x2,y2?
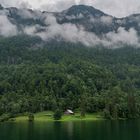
0,4,3,10
0,4,140,36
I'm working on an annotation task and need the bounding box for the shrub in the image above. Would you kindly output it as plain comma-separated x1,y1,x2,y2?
0,114,11,122
53,109,62,120
28,113,34,122
103,109,111,119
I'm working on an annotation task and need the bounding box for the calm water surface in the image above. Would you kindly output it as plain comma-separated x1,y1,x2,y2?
0,120,140,140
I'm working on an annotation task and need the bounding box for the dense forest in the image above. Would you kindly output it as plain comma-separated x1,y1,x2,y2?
0,35,140,119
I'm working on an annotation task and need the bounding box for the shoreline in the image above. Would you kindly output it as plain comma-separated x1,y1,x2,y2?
1,112,130,123
11,112,105,123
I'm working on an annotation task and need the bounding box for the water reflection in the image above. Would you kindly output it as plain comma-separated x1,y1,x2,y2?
0,120,140,140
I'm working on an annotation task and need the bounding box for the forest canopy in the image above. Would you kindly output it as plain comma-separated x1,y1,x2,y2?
0,36,140,119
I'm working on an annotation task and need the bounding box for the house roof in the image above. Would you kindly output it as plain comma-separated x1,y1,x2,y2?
67,109,74,114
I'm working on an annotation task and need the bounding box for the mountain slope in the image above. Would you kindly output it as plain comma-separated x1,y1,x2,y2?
0,4,140,119
0,40,140,118
0,4,140,37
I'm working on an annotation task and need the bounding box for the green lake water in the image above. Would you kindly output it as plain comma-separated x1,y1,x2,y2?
0,120,140,140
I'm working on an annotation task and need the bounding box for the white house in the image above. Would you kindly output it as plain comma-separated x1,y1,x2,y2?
65,109,74,115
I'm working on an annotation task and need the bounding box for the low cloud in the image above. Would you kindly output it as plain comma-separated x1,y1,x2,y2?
23,15,140,48
90,16,113,25
0,9,139,48
100,16,113,25
0,15,18,37
65,13,84,20
106,27,139,46
23,15,103,46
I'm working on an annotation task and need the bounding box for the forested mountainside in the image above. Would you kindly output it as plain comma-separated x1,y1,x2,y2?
0,4,140,119
0,36,140,119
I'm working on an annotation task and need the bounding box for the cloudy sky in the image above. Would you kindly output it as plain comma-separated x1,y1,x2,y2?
0,0,140,17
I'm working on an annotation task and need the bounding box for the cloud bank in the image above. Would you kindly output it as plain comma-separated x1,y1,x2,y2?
0,15,17,37
23,14,140,48
0,6,139,48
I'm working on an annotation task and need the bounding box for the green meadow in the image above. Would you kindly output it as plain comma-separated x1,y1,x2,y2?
14,112,104,122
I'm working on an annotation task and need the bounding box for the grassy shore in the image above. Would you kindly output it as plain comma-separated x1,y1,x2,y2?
14,111,104,122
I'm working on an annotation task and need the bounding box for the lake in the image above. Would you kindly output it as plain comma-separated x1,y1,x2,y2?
0,120,140,140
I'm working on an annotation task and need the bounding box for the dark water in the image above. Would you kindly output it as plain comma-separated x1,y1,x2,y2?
0,120,140,140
